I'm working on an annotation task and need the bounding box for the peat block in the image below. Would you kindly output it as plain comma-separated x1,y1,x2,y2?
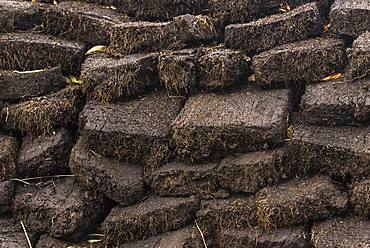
219,226,310,248
0,218,36,248
216,148,289,193
347,32,370,80
0,134,18,180
330,0,370,38
311,218,370,247
172,89,290,162
126,226,203,248
255,176,348,229
13,178,105,240
42,1,131,45
351,179,370,218
69,138,145,206
301,79,370,126
0,181,15,214
225,2,322,54
79,91,184,167
252,38,347,86
109,14,216,55
149,160,219,197
0,86,83,135
289,124,370,178
0,67,65,101
80,53,159,103
119,0,207,21
196,196,256,247
17,128,73,178
0,0,44,32
101,196,200,244
36,235,103,248
0,32,85,74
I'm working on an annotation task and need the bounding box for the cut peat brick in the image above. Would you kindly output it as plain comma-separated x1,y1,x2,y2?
0,67,65,101
252,38,347,86
0,134,18,180
80,53,159,103
196,196,256,247
347,32,370,80
255,176,348,230
351,179,370,218
289,124,370,178
17,129,73,178
216,148,289,193
69,138,145,206
125,226,203,248
109,14,216,55
0,218,36,248
301,79,370,126
149,160,219,197
13,178,106,240
0,86,83,135
42,1,131,45
79,91,184,167
311,218,370,247
101,196,200,245
172,89,290,162
0,180,15,214
0,32,85,74
225,2,322,54
330,0,370,38
219,226,310,248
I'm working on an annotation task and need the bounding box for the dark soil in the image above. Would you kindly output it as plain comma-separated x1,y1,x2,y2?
0,67,65,101
0,217,37,248
347,32,370,80
149,160,219,197
351,179,370,218
79,91,184,169
69,138,145,206
216,148,289,193
42,1,131,45
196,196,256,247
36,235,104,248
101,196,200,245
0,32,86,74
17,128,73,178
288,124,370,178
311,218,370,247
0,180,15,214
0,86,83,135
225,2,322,54
0,134,18,180
301,79,370,126
219,226,310,248
252,38,347,86
80,52,159,103
172,88,290,162
330,0,370,38
255,176,348,230
13,178,106,241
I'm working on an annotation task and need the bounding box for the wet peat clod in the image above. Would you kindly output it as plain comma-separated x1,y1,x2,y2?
347,32,370,80
172,89,290,162
80,53,159,103
0,134,18,180
255,176,348,230
0,86,83,136
13,178,106,240
225,2,322,54
311,218,370,247
330,0,370,38
288,124,370,178
351,179,370,218
0,32,86,74
101,196,200,245
252,38,347,86
0,218,37,248
69,138,145,206
17,129,73,178
216,148,289,194
0,67,65,101
42,1,131,45
301,79,370,126
0,180,15,214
